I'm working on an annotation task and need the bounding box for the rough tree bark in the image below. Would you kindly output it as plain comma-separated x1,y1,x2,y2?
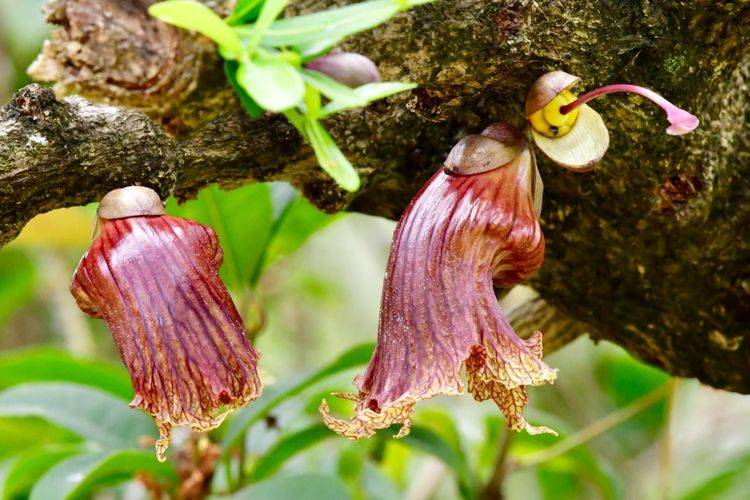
1,0,749,391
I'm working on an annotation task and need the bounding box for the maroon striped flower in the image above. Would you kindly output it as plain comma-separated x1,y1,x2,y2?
320,124,557,440
71,186,262,461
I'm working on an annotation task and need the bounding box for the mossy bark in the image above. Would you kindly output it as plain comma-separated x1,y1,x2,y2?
1,0,749,390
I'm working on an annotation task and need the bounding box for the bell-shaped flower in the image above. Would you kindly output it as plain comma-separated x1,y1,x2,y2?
320,124,557,440
526,71,699,171
71,186,262,461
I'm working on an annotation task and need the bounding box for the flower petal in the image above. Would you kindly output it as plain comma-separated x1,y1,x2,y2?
320,147,557,440
665,108,699,135
71,215,262,461
532,104,610,171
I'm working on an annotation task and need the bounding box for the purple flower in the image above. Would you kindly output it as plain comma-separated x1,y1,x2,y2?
320,124,557,440
71,187,262,461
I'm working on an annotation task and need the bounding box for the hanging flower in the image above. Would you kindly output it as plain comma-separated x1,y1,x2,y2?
526,70,699,171
320,123,557,440
71,186,262,461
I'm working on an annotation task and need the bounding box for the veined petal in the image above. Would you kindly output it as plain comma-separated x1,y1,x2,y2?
71,215,262,461
320,147,557,440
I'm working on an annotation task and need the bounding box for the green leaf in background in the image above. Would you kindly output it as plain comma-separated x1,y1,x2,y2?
320,82,417,118
304,119,360,192
148,0,243,57
231,473,352,500
251,424,332,481
0,383,156,449
222,343,373,450
0,418,81,461
0,348,132,399
238,59,305,113
0,445,80,500
596,353,669,452
0,249,35,328
168,182,335,289
360,462,402,500
260,183,340,274
537,466,587,500
398,425,475,499
511,431,621,500
679,455,750,500
227,0,264,25
167,184,273,291
268,182,299,222
225,60,264,118
30,450,177,500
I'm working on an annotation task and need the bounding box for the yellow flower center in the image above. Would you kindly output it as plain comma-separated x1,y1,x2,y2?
529,89,580,138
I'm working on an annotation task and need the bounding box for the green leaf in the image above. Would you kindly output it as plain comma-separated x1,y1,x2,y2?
596,353,669,453
1,446,80,500
360,462,402,500
251,424,331,481
679,458,750,500
148,0,243,57
0,249,35,328
0,418,81,460
237,0,399,58
0,383,156,449
166,184,273,291
238,59,305,112
511,430,621,500
268,182,299,222
301,69,361,108
0,348,132,400
231,473,351,500
242,0,289,54
260,183,339,273
225,60,264,118
399,426,475,499
221,343,373,450
537,467,586,500
228,0,264,25
413,408,465,465
320,82,416,117
304,119,360,191
30,450,177,500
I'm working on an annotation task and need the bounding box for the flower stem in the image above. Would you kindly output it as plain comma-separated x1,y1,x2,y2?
561,84,672,114
560,84,699,135
658,379,680,500
481,429,513,500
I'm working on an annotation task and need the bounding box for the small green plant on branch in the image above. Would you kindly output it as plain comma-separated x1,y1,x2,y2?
149,0,436,191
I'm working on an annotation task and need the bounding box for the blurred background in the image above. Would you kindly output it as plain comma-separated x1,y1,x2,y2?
2,1,750,499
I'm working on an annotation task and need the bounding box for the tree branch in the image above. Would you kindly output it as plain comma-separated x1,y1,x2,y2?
2,0,750,392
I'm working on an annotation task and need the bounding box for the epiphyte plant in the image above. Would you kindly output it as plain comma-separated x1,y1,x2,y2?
70,186,262,462
320,72,699,441
149,0,436,192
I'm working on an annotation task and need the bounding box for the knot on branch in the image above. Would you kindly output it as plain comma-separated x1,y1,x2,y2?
10,84,58,120
27,0,216,114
